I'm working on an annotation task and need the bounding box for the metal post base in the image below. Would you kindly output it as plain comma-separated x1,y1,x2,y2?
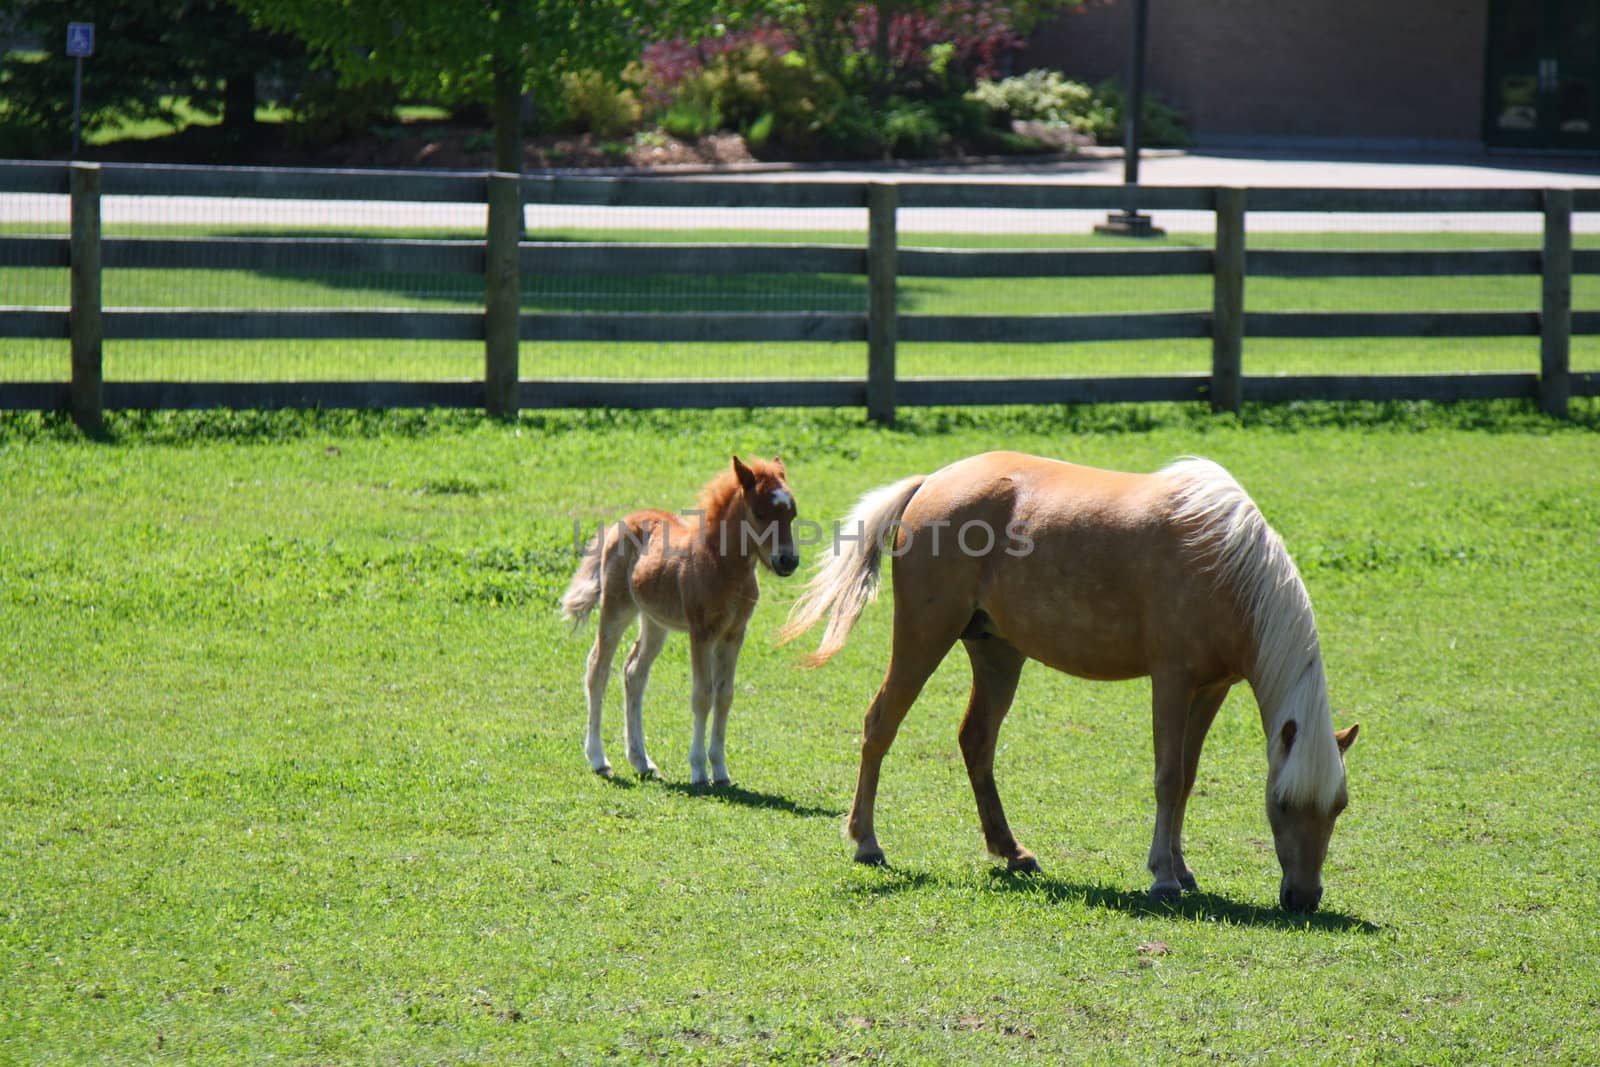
1094,211,1165,237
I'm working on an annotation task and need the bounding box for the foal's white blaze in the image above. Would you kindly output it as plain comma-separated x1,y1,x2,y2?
770,488,793,510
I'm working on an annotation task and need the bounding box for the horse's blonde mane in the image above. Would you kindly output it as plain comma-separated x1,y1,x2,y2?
1161,458,1345,812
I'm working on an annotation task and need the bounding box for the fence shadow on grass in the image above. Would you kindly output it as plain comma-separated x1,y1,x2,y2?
659,779,845,819
844,865,1378,934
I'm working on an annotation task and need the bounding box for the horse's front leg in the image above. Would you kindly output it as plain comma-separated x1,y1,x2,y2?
1146,672,1193,902
707,633,743,787
686,633,716,786
1169,681,1231,893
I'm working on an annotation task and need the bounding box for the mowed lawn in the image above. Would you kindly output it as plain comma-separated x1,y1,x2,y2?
2,402,1598,1063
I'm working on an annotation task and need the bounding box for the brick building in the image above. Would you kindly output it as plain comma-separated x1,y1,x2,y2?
1031,0,1598,153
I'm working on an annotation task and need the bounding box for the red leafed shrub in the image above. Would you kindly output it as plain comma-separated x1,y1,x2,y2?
845,2,1027,84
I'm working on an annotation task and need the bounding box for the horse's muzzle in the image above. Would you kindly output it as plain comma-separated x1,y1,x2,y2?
772,552,800,577
1280,883,1323,913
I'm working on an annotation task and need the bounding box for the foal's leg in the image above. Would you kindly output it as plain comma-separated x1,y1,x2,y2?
848,623,957,866
707,633,744,787
686,633,717,787
621,617,669,778
583,601,637,776
1169,681,1231,892
958,637,1036,872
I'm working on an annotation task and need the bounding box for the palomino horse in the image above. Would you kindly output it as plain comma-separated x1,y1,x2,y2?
781,452,1358,912
563,456,800,786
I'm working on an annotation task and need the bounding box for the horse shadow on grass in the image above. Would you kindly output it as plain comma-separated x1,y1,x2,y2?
845,865,1379,934
601,773,843,819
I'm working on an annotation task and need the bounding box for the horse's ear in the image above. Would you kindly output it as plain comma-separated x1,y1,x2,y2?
732,455,756,493
1335,723,1359,757
1278,718,1298,756
771,455,786,475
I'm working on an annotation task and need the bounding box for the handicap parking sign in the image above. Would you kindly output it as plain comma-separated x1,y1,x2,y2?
67,22,94,58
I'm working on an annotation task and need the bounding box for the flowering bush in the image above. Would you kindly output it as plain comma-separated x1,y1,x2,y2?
968,69,1190,147
635,5,1030,157
842,1,1026,87
968,68,1096,127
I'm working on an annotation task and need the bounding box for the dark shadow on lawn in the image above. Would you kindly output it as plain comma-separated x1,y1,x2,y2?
659,779,844,819
844,864,1378,934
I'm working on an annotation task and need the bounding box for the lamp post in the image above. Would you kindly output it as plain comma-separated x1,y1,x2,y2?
1095,0,1163,237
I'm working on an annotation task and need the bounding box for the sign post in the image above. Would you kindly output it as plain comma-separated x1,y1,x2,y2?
66,22,94,157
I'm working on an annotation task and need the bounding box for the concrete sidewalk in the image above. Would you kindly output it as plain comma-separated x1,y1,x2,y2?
735,145,1600,190
683,146,1600,233
7,147,1600,234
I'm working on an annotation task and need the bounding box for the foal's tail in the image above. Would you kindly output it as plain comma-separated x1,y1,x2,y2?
779,474,926,667
559,533,605,627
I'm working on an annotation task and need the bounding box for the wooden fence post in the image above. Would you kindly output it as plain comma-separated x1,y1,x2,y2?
69,162,103,431
1540,188,1572,418
867,182,898,424
484,171,522,417
1211,186,1245,415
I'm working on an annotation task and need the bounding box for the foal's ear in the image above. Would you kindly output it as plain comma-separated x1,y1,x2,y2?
771,455,786,476
1335,723,1360,757
732,455,757,493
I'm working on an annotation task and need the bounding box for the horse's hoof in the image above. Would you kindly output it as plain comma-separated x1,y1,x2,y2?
1006,853,1042,874
1148,884,1183,905
1178,874,1199,893
855,850,889,868
592,764,613,778
712,778,732,789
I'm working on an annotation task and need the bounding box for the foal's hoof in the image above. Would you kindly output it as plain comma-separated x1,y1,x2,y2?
712,777,732,789
1148,883,1184,906
1006,853,1042,874
854,849,889,868
1178,874,1199,893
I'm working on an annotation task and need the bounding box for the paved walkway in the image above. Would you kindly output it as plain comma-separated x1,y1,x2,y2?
679,147,1600,233
7,147,1600,234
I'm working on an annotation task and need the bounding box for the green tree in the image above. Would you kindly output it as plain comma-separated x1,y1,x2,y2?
232,0,757,172
0,0,297,157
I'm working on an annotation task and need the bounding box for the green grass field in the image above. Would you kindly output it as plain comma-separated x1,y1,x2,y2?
2,402,1598,1062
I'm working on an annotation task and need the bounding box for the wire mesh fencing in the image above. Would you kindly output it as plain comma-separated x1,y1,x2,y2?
1,161,1592,419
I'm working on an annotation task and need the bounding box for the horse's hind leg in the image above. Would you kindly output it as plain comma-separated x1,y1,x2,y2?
958,637,1036,873
621,617,669,778
583,598,636,776
848,623,958,867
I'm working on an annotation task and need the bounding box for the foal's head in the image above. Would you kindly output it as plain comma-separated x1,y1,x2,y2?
1266,719,1360,913
731,455,800,577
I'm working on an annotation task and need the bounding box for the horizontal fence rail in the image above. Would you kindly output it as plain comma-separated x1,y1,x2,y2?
1,159,1596,423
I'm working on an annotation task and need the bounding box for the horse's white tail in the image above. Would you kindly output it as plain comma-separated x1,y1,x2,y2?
779,475,926,667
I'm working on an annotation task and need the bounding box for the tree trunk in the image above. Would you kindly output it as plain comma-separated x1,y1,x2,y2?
222,66,259,145
492,59,522,174
873,3,892,105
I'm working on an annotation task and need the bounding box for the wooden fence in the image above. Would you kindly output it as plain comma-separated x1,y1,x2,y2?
2,159,1597,428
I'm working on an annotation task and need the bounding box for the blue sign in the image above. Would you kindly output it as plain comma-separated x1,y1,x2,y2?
66,22,94,58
